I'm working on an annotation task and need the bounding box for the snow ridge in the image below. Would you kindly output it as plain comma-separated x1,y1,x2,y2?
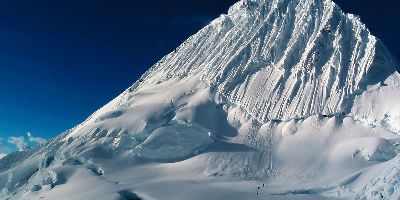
132,0,399,122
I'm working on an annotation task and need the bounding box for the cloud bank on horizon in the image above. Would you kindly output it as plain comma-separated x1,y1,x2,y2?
0,138,7,159
27,132,47,144
0,132,47,158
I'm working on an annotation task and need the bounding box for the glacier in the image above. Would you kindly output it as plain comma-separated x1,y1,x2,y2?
1,0,400,199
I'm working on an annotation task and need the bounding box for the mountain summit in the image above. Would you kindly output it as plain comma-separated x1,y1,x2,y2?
2,0,400,199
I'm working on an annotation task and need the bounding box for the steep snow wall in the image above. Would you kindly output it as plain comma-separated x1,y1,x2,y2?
132,0,399,121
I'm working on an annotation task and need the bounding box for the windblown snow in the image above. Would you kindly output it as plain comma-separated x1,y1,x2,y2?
1,0,400,199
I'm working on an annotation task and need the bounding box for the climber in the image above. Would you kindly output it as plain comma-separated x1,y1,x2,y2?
322,27,331,34
256,186,261,195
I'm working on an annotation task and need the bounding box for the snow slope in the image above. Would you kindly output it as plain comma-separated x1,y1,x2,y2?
1,0,400,199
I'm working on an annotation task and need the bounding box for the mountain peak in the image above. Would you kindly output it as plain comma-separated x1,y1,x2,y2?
131,0,399,122
2,1,400,200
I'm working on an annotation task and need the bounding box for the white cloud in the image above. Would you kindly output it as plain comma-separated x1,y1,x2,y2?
8,136,27,151
27,132,47,145
1,132,47,153
0,138,7,158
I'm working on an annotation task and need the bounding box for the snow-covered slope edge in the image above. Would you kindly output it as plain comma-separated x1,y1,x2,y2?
1,0,400,199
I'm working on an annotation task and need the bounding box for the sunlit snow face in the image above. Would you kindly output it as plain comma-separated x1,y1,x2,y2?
1,1,400,200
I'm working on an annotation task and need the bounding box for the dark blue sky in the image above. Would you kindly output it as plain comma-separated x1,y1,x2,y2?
0,0,399,152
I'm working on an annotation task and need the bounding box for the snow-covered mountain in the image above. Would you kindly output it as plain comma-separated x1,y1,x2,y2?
1,0,400,199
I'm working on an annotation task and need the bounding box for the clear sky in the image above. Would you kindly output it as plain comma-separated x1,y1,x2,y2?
0,0,399,153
